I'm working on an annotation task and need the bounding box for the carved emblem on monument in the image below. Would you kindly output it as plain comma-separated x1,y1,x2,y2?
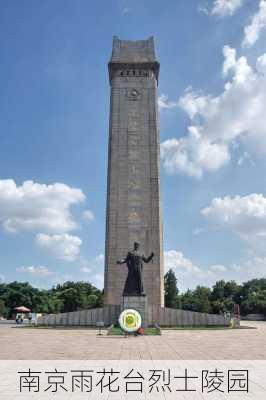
126,88,142,100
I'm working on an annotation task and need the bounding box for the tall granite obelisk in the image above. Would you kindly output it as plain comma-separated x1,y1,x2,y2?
104,36,164,307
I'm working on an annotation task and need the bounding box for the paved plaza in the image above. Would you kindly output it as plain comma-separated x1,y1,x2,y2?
0,321,265,360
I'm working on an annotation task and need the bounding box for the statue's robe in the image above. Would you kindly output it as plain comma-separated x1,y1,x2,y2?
122,251,153,296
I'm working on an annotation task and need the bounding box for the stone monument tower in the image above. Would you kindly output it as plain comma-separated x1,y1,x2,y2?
104,36,164,307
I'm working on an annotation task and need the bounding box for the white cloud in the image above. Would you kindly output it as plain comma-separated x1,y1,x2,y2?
80,266,92,273
83,209,94,222
178,89,212,119
201,192,266,278
16,266,54,277
161,128,230,178
209,264,227,272
222,45,253,83
36,233,82,261
90,273,104,289
164,249,228,290
201,193,266,241
79,253,104,271
164,250,201,274
237,151,252,166
79,254,104,285
0,274,5,283
232,255,266,280
95,254,104,263
79,257,92,274
256,53,266,73
161,46,266,178
210,0,245,16
0,180,85,233
158,94,178,111
202,193,266,252
243,0,266,47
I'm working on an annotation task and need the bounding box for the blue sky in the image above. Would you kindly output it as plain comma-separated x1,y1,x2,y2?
1,0,266,291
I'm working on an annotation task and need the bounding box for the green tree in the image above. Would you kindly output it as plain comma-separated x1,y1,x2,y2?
209,280,240,313
2,282,35,317
180,289,194,311
51,281,103,312
87,294,99,308
0,299,7,317
193,286,211,313
0,280,103,316
239,280,266,316
180,286,211,313
164,269,179,308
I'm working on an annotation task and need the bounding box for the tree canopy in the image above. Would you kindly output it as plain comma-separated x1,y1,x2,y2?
0,281,103,318
164,273,266,316
164,269,179,308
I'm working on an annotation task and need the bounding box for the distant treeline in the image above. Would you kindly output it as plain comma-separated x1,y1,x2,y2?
165,269,266,316
0,281,103,318
0,275,265,318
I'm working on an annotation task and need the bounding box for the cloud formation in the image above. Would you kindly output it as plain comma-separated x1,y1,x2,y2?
83,210,94,222
0,180,85,233
209,264,227,272
79,254,104,288
199,0,244,17
161,46,266,178
95,254,104,263
164,250,201,273
161,130,230,178
243,0,266,47
36,233,82,261
158,94,178,111
16,266,54,276
202,193,266,244
210,0,245,16
164,249,229,290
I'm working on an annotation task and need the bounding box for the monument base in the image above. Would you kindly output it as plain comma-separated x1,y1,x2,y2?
121,296,148,327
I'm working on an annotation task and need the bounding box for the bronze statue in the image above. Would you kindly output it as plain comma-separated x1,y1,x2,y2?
117,242,154,296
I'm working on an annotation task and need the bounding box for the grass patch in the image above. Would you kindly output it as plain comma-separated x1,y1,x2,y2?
108,326,161,336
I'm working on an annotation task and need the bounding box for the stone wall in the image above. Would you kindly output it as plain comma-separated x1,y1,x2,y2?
148,305,229,327
241,314,265,321
37,305,229,327
37,306,120,327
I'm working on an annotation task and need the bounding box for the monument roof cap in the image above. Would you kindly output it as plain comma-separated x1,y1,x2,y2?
110,36,158,63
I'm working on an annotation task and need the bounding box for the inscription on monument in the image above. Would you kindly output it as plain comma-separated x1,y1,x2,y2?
127,111,141,131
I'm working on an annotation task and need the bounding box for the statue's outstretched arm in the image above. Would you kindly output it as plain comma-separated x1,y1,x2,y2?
142,252,154,263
